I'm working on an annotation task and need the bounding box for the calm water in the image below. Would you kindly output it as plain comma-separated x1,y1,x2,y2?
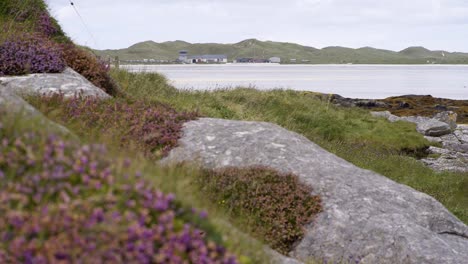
123,64,468,99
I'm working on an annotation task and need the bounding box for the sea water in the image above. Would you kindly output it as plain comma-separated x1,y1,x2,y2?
123,64,468,99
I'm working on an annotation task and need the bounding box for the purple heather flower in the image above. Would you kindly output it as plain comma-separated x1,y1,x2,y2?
166,193,176,202
123,158,131,168
199,210,208,219
54,252,70,260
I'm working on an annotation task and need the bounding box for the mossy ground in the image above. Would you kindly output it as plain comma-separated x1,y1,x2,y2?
373,95,468,124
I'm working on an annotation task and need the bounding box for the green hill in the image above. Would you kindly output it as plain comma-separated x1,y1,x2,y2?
94,39,468,64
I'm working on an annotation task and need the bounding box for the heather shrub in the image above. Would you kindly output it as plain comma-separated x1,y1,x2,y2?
61,44,120,96
0,126,237,263
0,33,65,76
36,11,63,38
33,95,197,159
199,166,322,254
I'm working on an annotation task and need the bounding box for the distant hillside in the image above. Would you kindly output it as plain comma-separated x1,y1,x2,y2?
94,39,468,64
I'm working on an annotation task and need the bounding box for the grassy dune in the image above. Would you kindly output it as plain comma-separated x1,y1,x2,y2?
94,39,468,64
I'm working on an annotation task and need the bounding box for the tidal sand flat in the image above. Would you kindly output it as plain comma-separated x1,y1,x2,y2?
123,64,468,100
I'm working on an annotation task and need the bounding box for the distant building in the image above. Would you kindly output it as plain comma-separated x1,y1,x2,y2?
234,58,271,63
178,50,188,62
178,51,227,63
235,58,254,63
188,54,227,63
269,57,281,63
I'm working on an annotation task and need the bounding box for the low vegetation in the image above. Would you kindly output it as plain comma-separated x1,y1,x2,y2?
29,94,324,257
200,167,322,254
61,44,121,96
0,117,238,263
0,33,65,76
373,95,468,124
0,0,120,95
30,95,197,159
110,70,468,224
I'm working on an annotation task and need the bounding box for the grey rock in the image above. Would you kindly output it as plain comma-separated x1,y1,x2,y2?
164,118,468,264
0,86,71,135
265,247,304,264
399,115,431,124
433,111,458,130
371,112,452,136
424,136,443,143
423,147,468,173
454,125,468,144
440,133,462,145
333,95,389,108
425,125,468,173
370,111,400,122
397,116,452,136
426,146,451,155
0,86,41,115
0,67,110,98
387,115,401,123
370,111,392,119
443,142,468,154
415,119,452,137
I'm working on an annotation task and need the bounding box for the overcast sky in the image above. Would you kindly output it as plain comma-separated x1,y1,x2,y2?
46,0,468,52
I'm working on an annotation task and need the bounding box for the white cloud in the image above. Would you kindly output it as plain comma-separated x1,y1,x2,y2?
45,0,468,51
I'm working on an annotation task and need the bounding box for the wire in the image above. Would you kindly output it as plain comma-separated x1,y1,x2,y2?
68,0,98,48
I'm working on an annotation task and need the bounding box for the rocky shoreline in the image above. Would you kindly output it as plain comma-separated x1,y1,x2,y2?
332,94,468,124
328,93,468,173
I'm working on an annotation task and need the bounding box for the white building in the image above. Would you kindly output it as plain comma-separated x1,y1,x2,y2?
178,51,227,63
269,57,281,63
188,54,228,63
178,50,188,61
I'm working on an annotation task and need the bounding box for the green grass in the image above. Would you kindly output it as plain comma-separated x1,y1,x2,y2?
110,69,468,224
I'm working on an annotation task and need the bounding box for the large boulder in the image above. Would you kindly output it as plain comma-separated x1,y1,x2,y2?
164,118,468,264
0,67,110,98
414,118,452,136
